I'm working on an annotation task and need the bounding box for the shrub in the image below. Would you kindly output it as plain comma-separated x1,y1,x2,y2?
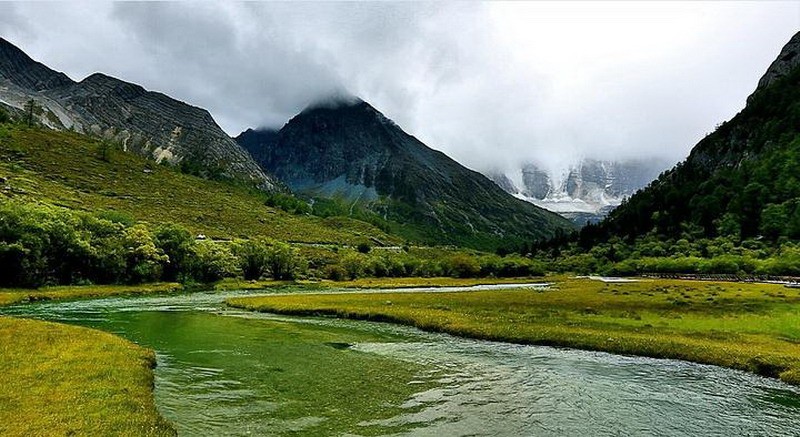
324,264,348,281
340,252,366,280
191,241,238,282
444,254,481,278
232,238,270,280
154,224,195,282
266,241,305,280
121,225,166,283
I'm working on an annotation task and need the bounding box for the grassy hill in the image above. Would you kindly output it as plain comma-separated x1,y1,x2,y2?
0,123,398,246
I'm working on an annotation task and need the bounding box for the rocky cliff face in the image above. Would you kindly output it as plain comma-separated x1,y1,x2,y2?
0,38,279,190
488,159,670,225
237,98,574,247
754,32,800,93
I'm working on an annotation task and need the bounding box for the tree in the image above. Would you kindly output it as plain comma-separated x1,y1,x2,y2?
155,224,195,282
232,239,270,280
122,225,166,283
23,99,39,127
97,140,115,162
266,241,304,280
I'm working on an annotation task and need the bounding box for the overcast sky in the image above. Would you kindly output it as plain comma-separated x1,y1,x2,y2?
1,2,798,175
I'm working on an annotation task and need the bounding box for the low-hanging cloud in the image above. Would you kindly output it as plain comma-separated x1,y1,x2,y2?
1,2,798,175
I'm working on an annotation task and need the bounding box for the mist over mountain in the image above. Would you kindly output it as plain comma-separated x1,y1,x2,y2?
486,158,672,226
1,2,795,179
237,97,574,249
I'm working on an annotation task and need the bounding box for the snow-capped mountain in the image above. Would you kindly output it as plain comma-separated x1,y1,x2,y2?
487,158,672,225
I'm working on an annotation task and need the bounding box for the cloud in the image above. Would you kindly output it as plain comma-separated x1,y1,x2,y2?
1,1,798,175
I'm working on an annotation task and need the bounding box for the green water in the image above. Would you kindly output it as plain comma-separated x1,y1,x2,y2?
4,290,800,436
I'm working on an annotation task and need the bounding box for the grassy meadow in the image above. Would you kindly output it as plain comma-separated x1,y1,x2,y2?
0,317,175,436
228,277,800,385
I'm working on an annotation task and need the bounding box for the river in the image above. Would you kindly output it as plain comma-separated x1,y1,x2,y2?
3,289,800,436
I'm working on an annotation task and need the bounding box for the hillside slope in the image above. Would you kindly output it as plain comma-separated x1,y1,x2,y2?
0,123,396,246
237,99,574,249
579,31,800,246
0,38,279,190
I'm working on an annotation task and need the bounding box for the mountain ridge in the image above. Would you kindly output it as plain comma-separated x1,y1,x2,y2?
237,98,575,249
0,37,280,190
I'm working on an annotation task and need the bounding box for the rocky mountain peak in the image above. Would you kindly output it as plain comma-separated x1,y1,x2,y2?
754,31,800,93
300,93,365,114
0,37,73,91
79,73,147,99
238,98,574,247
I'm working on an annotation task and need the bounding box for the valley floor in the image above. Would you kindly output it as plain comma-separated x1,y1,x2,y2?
6,275,800,434
228,277,800,386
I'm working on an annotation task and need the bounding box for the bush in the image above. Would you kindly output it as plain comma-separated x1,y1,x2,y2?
232,238,270,280
121,225,166,283
357,243,372,254
340,252,366,280
324,264,348,281
444,254,481,278
191,241,238,282
154,224,195,282
266,241,305,280
0,107,10,124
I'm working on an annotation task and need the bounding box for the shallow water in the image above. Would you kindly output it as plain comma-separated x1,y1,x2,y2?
4,289,800,436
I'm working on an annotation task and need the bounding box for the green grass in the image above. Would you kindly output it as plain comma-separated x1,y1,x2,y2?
0,317,175,436
0,124,398,245
0,283,183,307
228,277,800,385
315,276,547,289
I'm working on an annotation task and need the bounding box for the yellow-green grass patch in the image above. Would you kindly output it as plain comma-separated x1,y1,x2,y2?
228,278,800,385
0,282,182,307
0,317,174,436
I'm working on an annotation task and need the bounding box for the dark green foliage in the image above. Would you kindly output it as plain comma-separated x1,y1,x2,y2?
357,243,371,254
580,67,800,247
232,238,270,280
265,241,305,280
0,107,9,124
23,99,39,127
264,193,311,215
154,224,195,282
96,140,116,163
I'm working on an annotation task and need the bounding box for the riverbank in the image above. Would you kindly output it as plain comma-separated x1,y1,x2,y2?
0,282,183,307
0,317,175,435
228,277,800,386
212,276,547,292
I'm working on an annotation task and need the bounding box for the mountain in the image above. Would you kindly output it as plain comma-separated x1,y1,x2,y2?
237,98,574,249
578,31,800,247
0,37,279,190
487,159,670,226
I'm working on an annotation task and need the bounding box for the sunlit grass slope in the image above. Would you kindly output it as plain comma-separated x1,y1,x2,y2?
229,278,800,385
0,317,175,436
0,124,397,245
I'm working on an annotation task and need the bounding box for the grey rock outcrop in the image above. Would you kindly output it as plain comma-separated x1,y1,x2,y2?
755,32,800,93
